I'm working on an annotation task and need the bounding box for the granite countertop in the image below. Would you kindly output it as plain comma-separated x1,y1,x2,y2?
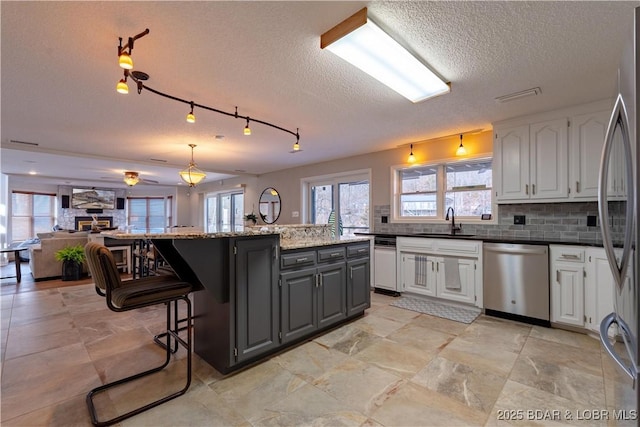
100,229,279,239
100,230,371,250
356,232,616,248
280,236,371,250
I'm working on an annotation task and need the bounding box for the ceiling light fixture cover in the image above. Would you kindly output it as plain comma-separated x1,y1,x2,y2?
321,8,450,103
179,144,206,187
123,171,140,186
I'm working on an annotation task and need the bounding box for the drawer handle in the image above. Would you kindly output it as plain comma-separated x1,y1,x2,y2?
357,248,367,253
296,257,308,263
330,252,341,257
560,254,580,260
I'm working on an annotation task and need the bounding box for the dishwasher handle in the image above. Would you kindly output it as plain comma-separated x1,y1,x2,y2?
484,245,548,256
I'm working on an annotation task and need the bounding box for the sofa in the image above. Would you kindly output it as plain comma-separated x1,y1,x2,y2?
29,231,89,280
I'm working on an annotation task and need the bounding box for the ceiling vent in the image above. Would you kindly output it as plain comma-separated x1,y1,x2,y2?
494,87,541,103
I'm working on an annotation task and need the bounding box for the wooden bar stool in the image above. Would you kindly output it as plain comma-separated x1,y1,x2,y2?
84,242,193,426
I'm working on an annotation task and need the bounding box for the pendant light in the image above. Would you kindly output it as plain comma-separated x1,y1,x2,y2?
118,52,133,70
244,118,251,136
179,144,206,187
407,144,416,163
186,101,195,123
123,171,139,186
456,134,467,156
116,72,129,94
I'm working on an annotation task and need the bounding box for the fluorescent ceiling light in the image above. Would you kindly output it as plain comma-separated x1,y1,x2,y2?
494,87,541,103
321,8,450,103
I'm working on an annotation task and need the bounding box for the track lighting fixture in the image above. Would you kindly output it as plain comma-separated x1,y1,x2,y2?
186,101,195,123
408,144,416,163
115,28,300,148
179,144,206,187
456,134,467,156
123,171,140,186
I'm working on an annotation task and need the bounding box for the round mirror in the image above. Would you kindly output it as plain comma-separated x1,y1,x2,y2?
259,187,281,224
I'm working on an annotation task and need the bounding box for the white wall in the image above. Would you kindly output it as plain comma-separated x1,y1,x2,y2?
248,131,493,224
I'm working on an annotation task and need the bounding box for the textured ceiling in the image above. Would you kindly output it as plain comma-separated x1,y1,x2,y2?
1,1,636,188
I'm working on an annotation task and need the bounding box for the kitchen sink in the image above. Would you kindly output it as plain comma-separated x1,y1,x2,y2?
414,233,476,237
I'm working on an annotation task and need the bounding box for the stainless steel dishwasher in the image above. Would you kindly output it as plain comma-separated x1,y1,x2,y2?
483,243,550,326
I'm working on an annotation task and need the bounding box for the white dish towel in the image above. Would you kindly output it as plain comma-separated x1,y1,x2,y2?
443,257,461,290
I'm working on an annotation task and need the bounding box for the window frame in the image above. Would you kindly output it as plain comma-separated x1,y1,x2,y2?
204,189,245,232
391,154,496,224
10,191,57,242
126,196,171,231
301,169,372,236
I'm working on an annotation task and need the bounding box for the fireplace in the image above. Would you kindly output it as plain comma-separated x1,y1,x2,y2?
75,216,113,231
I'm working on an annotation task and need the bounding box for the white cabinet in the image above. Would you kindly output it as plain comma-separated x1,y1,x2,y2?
550,246,585,327
550,245,617,336
493,100,614,204
397,237,481,307
569,110,610,199
495,118,568,202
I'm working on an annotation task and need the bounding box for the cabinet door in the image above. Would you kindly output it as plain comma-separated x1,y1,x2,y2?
586,250,616,336
494,125,530,201
347,258,370,316
317,263,347,328
551,262,584,327
402,253,436,296
436,258,476,305
571,111,610,199
530,118,569,200
235,237,280,362
280,268,317,343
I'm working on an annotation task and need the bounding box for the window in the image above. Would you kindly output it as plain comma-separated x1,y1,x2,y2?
394,158,492,221
127,197,171,232
11,191,57,242
204,190,244,232
304,171,370,237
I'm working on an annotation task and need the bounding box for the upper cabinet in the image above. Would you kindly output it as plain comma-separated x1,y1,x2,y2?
493,100,613,204
494,118,568,201
570,110,611,199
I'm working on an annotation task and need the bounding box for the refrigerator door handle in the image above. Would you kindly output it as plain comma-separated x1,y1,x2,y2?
600,312,637,383
598,93,635,291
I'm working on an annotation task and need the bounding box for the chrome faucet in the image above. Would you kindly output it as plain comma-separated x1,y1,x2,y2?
445,207,462,235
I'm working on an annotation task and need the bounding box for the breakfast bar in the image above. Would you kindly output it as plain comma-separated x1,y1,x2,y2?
100,227,372,373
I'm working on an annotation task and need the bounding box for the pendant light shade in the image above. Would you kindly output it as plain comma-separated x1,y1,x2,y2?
179,144,206,187
408,144,416,163
244,118,251,136
186,101,195,123
456,134,467,156
118,52,133,70
123,171,139,186
116,78,129,94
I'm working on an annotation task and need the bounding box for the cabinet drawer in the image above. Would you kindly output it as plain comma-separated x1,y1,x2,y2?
347,244,370,258
318,247,346,262
435,239,480,255
281,251,316,268
550,246,585,263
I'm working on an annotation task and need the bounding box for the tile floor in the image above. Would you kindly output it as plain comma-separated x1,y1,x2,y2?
0,283,622,426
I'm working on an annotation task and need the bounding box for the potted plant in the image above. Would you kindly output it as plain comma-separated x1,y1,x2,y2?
54,244,86,281
244,212,258,226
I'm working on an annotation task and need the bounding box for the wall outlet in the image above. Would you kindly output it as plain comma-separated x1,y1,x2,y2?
291,211,299,218
587,215,597,227
514,215,526,225
381,215,388,223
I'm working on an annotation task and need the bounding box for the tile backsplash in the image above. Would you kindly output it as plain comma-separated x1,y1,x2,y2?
373,202,626,244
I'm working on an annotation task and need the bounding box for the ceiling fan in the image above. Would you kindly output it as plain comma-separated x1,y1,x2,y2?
100,171,159,186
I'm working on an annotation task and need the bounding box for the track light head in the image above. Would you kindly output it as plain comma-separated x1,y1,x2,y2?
116,78,128,94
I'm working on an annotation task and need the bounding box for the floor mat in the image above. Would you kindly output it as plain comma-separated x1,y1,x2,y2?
390,296,481,324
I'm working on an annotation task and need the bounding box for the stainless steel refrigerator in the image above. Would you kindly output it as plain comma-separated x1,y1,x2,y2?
598,6,639,424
